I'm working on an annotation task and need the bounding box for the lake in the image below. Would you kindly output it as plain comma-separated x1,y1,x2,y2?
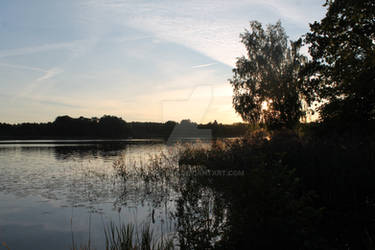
0,140,182,250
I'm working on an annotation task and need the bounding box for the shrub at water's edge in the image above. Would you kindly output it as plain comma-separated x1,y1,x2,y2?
178,128,375,249
72,125,375,250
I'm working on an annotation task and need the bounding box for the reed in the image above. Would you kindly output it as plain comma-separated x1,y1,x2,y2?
71,222,175,250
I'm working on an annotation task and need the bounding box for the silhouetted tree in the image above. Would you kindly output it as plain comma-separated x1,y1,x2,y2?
230,21,307,128
98,115,129,137
302,0,375,123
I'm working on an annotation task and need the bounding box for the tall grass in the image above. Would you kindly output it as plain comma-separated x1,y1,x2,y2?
74,128,375,249
104,222,174,250
112,149,181,208
71,222,175,250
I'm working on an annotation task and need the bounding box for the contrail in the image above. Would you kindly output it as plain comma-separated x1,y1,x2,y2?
0,62,47,72
191,63,217,69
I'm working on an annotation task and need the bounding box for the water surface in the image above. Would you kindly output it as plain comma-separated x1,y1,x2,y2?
0,140,176,249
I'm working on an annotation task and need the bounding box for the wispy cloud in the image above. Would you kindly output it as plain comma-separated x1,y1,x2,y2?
1,38,94,103
14,67,64,100
0,62,46,72
192,63,217,69
1,93,83,109
0,41,80,58
83,0,325,66
264,0,326,25
110,35,153,43
36,68,63,82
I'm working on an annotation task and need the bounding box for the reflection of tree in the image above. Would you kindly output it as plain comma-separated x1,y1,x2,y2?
175,174,226,250
0,143,167,213
0,150,119,213
53,143,128,161
113,151,230,249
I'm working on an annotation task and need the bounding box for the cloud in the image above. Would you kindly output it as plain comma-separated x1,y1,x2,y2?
0,41,79,58
36,68,63,82
192,63,217,69
0,62,46,72
0,0,326,123
0,38,96,103
83,0,325,66
14,67,64,100
263,0,325,25
110,35,153,44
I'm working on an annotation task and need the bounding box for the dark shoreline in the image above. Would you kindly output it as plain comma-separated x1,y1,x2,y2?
0,138,165,144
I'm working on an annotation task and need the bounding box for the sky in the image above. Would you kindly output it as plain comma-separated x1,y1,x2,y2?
0,0,326,124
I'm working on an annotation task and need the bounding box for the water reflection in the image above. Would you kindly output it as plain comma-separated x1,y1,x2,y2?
0,141,172,207
0,140,227,249
112,152,231,249
0,140,177,249
175,174,227,249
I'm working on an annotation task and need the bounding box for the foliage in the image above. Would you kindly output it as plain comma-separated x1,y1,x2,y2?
75,126,375,249
230,21,307,128
178,129,375,249
179,136,324,249
302,0,375,123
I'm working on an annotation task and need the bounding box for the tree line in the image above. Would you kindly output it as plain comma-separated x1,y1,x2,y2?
0,115,248,140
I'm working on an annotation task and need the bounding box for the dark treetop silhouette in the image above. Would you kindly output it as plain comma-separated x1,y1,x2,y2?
301,0,375,124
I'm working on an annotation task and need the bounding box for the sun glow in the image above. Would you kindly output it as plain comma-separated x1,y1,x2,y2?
261,100,272,111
